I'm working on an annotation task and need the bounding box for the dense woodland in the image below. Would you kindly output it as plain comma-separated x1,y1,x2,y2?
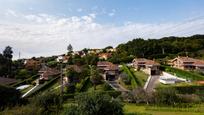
109,35,204,63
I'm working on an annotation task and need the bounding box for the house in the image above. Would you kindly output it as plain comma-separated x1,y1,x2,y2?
97,61,119,80
98,53,112,60
171,56,204,72
38,65,60,81
24,59,41,70
88,49,103,54
56,55,69,63
106,48,116,52
0,77,18,85
132,58,160,75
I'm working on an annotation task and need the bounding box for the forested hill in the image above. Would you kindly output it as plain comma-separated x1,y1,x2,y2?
116,35,204,59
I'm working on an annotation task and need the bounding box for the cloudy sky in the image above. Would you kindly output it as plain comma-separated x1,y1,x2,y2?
0,0,204,59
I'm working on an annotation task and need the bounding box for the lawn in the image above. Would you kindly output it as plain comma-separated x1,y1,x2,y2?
130,68,148,87
121,64,142,88
124,103,204,115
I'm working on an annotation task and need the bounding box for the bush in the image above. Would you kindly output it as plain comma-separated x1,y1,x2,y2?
154,88,180,105
32,92,62,114
63,92,124,115
63,105,79,115
0,85,21,109
66,84,76,93
47,61,58,68
103,82,113,91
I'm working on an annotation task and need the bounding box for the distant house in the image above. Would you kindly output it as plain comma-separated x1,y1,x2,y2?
132,58,160,75
106,48,116,52
171,56,204,72
88,49,103,54
56,55,69,63
98,53,112,60
24,59,41,70
97,61,119,80
72,51,86,57
38,66,60,81
0,77,18,85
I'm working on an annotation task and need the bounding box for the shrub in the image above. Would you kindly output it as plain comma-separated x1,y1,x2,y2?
0,85,21,109
32,92,62,114
63,92,124,115
103,82,113,91
154,88,180,105
63,105,79,115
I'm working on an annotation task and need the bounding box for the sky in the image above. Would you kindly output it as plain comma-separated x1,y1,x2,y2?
0,0,204,59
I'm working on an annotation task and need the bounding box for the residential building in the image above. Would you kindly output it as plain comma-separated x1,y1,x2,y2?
171,56,204,72
98,53,112,60
56,55,70,63
24,59,41,70
132,58,160,75
38,65,60,81
106,48,116,52
97,61,119,80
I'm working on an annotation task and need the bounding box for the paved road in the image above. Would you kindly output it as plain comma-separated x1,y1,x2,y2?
145,75,160,92
106,80,129,92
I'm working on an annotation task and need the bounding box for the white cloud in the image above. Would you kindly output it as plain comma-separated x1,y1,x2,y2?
0,12,204,59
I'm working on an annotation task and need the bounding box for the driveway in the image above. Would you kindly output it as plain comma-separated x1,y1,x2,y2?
106,80,129,92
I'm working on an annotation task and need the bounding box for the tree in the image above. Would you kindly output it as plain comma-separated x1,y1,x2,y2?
67,44,73,54
89,65,101,90
3,46,13,60
0,46,13,77
64,92,124,115
16,69,30,80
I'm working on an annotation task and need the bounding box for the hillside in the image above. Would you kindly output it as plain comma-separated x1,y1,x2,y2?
115,35,204,59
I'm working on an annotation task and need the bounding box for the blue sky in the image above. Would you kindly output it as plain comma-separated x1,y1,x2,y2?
1,0,204,24
0,0,204,59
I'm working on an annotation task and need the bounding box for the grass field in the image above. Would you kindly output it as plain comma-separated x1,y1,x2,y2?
124,103,204,115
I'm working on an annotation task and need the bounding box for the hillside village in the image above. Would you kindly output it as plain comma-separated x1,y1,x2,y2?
1,35,204,114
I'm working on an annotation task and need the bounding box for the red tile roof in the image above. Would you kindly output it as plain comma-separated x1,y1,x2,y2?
97,61,113,66
173,56,204,66
133,58,160,66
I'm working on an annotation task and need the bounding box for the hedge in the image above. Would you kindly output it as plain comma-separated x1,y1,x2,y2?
11,75,39,87
63,90,121,100
25,76,60,98
160,65,204,81
121,64,142,88
156,85,204,94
